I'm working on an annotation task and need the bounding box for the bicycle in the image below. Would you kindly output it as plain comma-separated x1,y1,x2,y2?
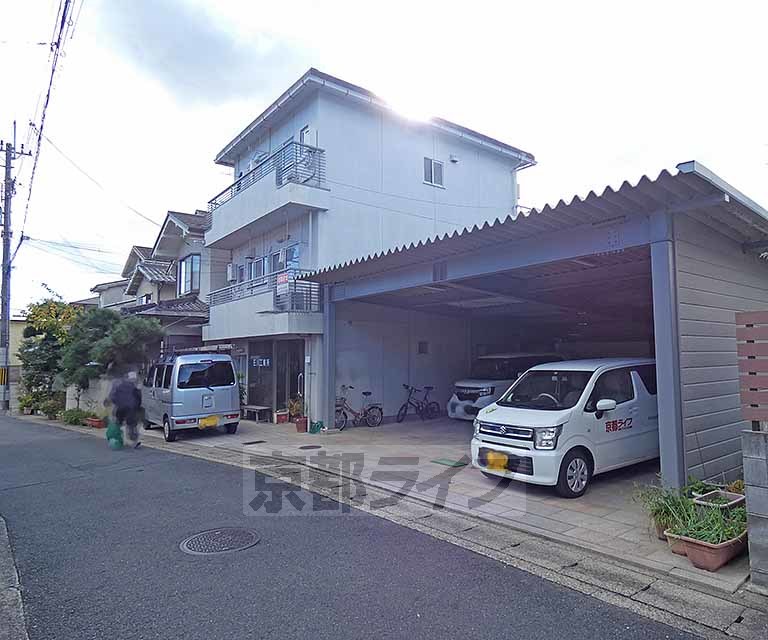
396,384,440,423
334,385,383,430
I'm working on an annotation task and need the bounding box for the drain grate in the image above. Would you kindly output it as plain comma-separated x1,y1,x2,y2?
242,440,266,445
179,528,260,556
299,445,322,450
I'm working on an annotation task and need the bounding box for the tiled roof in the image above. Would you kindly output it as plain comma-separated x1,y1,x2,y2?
137,260,176,283
90,278,129,293
128,295,209,320
167,211,207,234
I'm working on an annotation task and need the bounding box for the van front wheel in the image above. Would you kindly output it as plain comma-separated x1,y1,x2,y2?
163,418,177,443
556,449,592,498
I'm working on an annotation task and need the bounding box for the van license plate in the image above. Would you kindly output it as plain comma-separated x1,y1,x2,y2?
486,451,508,471
199,416,218,429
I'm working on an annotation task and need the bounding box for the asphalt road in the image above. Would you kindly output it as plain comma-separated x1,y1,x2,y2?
0,417,697,640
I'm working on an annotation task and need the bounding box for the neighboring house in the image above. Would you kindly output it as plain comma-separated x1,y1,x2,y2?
202,68,535,421
87,211,220,358
70,296,100,310
90,278,132,309
116,211,220,356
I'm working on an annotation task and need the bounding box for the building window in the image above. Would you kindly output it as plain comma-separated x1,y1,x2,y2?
140,293,152,305
178,254,200,296
418,341,429,355
249,258,264,281
423,157,444,187
237,264,246,282
270,252,282,273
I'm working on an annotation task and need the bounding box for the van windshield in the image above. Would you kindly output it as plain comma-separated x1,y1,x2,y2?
497,370,593,411
177,362,235,389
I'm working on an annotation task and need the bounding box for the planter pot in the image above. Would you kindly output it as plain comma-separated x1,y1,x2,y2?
22,408,32,415
274,411,289,425
681,531,748,572
690,483,726,499
85,417,106,429
693,490,745,511
654,520,667,541
664,530,687,556
295,417,308,433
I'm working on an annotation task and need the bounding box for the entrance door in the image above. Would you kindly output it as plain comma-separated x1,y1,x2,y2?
276,340,304,411
248,340,273,409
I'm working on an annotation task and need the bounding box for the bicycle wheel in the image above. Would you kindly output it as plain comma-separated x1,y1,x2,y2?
396,403,408,423
426,401,441,419
365,406,383,427
335,409,348,430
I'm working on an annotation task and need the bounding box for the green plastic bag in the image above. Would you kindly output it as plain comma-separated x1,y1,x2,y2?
105,418,124,449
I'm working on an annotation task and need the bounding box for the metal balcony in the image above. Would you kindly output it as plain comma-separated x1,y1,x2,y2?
207,141,327,218
207,268,322,312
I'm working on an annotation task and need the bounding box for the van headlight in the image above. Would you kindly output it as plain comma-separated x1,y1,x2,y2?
473,418,481,437
534,426,562,450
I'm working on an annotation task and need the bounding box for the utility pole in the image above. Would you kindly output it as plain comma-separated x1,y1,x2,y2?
1,124,31,412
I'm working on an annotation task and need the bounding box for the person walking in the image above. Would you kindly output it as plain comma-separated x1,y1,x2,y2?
108,370,143,449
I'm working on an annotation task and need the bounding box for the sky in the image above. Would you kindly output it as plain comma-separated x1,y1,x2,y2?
0,0,766,313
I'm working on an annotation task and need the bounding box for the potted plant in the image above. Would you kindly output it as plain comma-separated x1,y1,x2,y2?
85,414,106,429
18,394,35,415
685,477,726,499
693,489,746,512
670,506,748,572
40,398,63,420
634,485,687,541
288,397,308,433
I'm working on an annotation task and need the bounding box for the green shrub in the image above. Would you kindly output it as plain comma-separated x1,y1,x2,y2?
40,397,64,419
634,485,696,532
61,408,96,426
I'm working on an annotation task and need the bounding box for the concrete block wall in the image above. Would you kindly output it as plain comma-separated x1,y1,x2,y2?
742,430,768,592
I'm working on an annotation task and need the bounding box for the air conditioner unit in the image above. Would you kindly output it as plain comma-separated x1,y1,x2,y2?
226,263,237,283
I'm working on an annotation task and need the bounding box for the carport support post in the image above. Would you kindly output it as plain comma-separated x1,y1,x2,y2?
323,285,336,430
650,214,687,489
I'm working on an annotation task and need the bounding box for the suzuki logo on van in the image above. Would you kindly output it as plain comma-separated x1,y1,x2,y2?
499,426,508,434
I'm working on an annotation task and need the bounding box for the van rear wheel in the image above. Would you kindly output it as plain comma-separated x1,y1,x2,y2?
163,418,177,443
226,423,238,434
556,449,592,498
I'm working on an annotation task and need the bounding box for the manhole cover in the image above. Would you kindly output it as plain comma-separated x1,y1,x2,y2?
299,445,322,450
179,528,260,556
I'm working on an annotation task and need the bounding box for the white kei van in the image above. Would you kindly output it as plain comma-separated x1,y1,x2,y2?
142,353,241,443
471,358,658,497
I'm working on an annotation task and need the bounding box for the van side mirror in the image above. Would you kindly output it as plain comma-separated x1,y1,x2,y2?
595,398,617,419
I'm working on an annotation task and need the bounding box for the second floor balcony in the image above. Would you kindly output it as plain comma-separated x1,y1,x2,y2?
205,142,330,249
204,268,323,341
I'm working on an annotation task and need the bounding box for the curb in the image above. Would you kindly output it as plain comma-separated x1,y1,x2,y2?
0,515,29,640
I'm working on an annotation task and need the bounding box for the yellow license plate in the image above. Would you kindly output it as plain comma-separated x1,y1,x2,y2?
486,451,508,471
199,416,219,429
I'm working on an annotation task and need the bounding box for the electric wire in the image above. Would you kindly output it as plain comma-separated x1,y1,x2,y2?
33,128,161,228
13,0,76,262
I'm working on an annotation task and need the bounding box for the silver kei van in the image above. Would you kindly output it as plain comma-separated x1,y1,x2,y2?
142,353,240,442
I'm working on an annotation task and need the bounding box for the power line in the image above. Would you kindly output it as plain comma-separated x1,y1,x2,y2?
33,127,161,228
14,0,76,254
25,236,122,255
25,241,122,274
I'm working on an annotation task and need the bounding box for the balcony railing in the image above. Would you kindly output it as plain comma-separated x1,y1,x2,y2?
207,141,327,214
207,268,322,312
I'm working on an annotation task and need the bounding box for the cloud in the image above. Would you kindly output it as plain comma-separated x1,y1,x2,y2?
94,0,304,103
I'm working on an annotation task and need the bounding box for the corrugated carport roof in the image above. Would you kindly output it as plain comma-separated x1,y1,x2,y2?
304,161,768,285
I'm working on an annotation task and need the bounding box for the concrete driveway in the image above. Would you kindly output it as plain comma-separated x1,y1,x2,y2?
141,415,749,594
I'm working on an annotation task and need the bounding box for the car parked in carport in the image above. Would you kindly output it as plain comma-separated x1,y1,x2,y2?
447,353,564,420
471,358,658,497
